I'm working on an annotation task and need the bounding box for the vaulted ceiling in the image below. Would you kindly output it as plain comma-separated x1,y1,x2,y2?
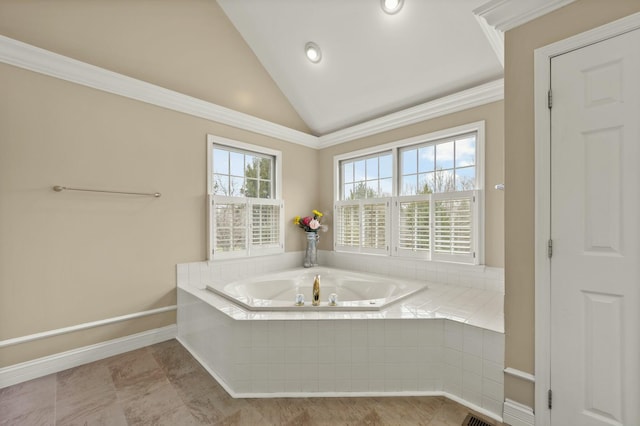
217,0,574,137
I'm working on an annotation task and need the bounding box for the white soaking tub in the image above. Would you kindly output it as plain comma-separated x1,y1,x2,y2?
205,267,428,311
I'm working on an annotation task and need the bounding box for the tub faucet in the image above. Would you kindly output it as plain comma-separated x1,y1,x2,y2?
312,275,320,306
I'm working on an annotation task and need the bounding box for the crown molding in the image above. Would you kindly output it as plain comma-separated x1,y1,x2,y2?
474,0,576,32
473,13,504,68
0,35,503,151
0,35,318,148
317,79,504,149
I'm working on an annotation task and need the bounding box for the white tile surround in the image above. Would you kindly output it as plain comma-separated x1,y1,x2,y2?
177,251,504,419
177,251,504,329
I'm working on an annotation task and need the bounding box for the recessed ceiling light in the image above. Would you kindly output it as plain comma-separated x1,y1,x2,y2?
381,0,404,14
305,42,322,63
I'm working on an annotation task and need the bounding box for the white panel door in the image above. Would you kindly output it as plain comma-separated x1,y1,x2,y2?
550,29,640,425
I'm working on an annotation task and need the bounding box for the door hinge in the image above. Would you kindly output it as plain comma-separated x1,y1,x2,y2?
548,90,553,109
548,389,553,409
548,239,553,258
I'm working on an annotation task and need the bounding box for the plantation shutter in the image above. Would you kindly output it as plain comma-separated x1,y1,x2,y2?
335,199,390,254
361,200,389,254
250,199,284,255
335,202,360,251
432,190,476,262
210,195,283,259
396,196,430,257
210,195,247,257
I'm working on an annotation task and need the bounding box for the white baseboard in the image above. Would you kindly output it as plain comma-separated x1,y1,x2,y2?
503,398,535,426
178,337,503,423
0,325,176,389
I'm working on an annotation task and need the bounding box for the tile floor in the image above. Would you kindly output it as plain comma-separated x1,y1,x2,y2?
0,339,503,425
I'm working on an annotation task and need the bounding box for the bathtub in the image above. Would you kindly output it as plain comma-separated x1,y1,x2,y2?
205,267,428,311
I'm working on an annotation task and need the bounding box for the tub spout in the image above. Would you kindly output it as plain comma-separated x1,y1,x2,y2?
312,275,320,306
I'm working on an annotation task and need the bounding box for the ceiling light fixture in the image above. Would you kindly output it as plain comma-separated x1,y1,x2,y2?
381,0,404,14
305,42,322,63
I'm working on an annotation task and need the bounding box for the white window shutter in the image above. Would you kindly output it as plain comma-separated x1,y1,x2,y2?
397,196,430,257
210,196,284,259
432,190,476,263
335,202,360,251
211,195,248,258
250,199,284,256
361,199,390,254
335,199,389,254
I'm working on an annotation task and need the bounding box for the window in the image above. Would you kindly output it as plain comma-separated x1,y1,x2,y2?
399,133,476,195
340,152,393,199
212,146,274,198
336,152,392,254
334,122,484,264
207,135,284,259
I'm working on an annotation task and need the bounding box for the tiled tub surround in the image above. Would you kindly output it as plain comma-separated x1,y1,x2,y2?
178,251,504,329
177,252,504,420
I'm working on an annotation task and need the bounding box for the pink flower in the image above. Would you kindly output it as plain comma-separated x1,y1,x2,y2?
301,216,312,226
309,219,320,230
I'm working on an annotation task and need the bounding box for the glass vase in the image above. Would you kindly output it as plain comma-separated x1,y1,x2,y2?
303,231,319,268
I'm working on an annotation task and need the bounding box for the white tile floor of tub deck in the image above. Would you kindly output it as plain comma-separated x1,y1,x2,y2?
179,279,504,333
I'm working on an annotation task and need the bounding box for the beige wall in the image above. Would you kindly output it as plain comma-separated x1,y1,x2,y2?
318,101,505,268
0,62,317,366
0,0,310,133
0,0,317,366
504,0,640,407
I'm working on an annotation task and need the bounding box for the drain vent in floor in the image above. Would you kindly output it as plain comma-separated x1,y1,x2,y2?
462,413,493,426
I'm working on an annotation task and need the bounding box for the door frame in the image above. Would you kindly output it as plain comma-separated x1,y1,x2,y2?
533,11,640,426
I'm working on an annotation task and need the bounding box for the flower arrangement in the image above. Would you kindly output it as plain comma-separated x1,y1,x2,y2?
294,209,327,233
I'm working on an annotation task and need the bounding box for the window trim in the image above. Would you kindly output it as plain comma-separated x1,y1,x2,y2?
207,135,284,260
333,121,485,264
